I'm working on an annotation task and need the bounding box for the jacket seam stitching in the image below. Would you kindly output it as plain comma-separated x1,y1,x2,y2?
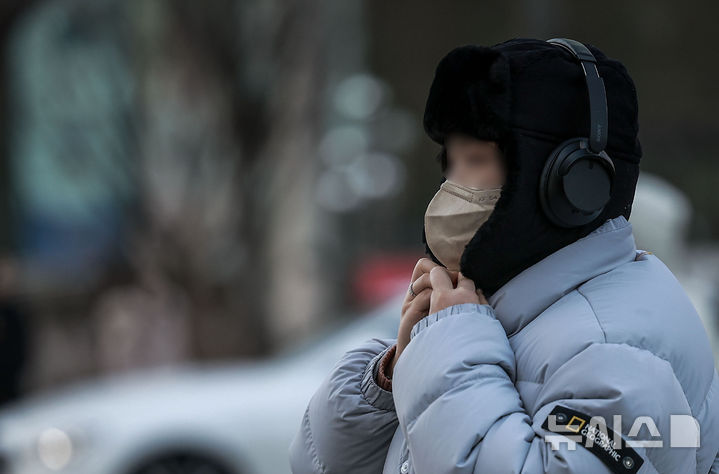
404,373,511,434
604,342,694,418
599,343,698,472
515,378,542,384
542,340,691,415
301,406,328,474
576,287,608,343
638,447,661,474
574,291,695,419
562,288,696,417
574,291,698,421
542,340,695,472
410,304,494,340
699,369,718,413
696,369,719,472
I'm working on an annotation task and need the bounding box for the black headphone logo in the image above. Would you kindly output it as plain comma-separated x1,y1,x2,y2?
539,38,616,228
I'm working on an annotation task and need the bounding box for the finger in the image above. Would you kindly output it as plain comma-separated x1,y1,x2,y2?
406,287,432,320
456,271,476,292
410,272,431,295
429,266,453,291
446,270,459,286
403,273,430,309
411,258,440,283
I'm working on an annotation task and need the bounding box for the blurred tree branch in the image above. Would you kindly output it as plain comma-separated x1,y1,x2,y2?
4,0,330,389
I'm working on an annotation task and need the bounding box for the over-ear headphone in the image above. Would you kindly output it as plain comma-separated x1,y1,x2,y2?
539,38,616,228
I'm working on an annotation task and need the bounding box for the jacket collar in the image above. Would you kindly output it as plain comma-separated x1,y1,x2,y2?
487,215,638,337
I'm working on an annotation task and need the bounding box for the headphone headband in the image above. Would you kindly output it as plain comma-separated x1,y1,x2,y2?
546,38,608,154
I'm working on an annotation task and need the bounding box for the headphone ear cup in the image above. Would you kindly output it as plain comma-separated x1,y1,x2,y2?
561,151,614,214
539,137,615,228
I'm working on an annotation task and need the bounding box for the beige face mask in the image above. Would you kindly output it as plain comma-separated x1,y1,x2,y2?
424,179,502,271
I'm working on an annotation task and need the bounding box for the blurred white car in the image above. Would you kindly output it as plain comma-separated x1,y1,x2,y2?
0,293,402,474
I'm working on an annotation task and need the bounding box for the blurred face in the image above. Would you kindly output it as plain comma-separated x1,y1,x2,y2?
445,133,505,189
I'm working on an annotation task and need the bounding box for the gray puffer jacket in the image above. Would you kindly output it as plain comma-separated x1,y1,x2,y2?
288,215,719,474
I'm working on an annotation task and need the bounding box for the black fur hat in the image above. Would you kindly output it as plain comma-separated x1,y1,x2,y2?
421,37,642,297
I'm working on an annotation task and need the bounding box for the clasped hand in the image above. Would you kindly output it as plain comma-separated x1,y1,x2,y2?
388,258,488,377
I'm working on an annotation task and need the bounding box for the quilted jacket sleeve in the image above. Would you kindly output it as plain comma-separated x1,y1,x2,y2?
392,302,699,474
288,337,399,474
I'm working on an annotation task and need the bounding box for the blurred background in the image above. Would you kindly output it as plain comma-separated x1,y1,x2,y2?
0,0,717,473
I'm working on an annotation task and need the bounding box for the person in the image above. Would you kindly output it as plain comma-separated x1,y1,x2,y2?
288,37,719,474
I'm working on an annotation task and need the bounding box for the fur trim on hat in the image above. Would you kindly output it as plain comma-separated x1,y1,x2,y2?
422,45,512,148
